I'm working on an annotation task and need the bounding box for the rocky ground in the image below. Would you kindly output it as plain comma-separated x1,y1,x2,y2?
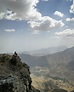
0,52,40,92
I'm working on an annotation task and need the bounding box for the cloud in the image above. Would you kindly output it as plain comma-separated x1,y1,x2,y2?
42,0,49,1
0,0,64,32
69,0,74,13
66,0,72,1
0,10,16,20
0,13,5,19
54,11,64,17
5,29,15,32
28,16,64,31
66,18,74,22
55,29,74,37
0,0,41,20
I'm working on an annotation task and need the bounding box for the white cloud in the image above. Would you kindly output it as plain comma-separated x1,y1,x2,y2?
66,18,74,22
0,10,16,20
5,29,15,32
69,0,74,13
0,13,5,19
0,0,64,32
55,29,74,37
28,16,64,31
42,0,49,1
0,0,41,20
54,11,64,17
66,0,72,1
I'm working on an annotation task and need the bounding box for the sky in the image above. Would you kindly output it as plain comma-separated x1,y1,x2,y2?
0,0,74,53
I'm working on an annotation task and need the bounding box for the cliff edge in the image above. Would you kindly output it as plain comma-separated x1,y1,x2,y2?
0,52,40,92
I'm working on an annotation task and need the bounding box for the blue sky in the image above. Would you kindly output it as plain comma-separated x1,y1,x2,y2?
0,0,74,53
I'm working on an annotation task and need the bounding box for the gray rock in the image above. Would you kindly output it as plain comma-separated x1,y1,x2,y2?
0,53,40,92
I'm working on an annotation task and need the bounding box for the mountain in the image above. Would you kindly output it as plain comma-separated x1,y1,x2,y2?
21,46,67,56
0,47,74,92
0,52,40,92
19,46,74,83
19,46,74,67
67,60,74,70
46,46,74,65
19,54,49,67
31,74,74,92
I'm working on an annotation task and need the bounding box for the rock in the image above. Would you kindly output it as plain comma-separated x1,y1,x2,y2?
0,76,14,92
52,89,68,92
70,90,74,92
0,53,40,92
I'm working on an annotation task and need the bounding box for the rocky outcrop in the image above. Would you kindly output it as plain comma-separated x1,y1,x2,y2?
52,89,68,92
0,52,40,92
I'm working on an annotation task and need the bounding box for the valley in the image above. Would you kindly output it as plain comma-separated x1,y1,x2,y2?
19,46,74,92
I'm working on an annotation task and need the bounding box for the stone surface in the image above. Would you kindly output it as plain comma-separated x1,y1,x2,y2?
0,53,40,92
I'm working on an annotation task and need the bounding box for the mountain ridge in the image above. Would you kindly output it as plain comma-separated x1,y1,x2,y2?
19,46,74,83
20,46,67,56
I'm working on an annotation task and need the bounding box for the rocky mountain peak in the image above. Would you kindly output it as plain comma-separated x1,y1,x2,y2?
0,52,40,92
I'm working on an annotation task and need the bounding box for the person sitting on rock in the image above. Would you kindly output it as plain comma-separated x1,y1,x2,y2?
10,52,18,65
14,51,18,57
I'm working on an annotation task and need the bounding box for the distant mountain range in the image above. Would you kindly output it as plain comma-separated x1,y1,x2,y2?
30,46,74,92
21,46,67,56
19,46,74,83
19,46,74,67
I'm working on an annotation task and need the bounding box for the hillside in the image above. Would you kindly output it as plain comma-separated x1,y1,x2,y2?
0,52,40,92
19,46,74,84
31,74,74,92
20,47,74,67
